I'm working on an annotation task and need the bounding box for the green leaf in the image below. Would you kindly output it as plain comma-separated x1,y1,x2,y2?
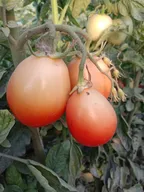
5,164,25,189
128,159,144,184
0,70,6,81
40,2,49,20
0,184,4,192
25,190,38,192
23,0,33,7
4,185,23,192
0,123,31,174
0,0,20,11
0,110,15,144
118,1,129,16
0,153,77,192
0,68,13,99
46,140,70,181
120,166,129,188
53,121,63,131
28,165,56,192
0,139,11,148
124,183,143,192
129,1,144,21
125,99,134,112
7,21,18,28
1,27,10,37
70,0,90,17
69,140,83,186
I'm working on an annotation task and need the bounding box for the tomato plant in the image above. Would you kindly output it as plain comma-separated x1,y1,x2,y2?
6,55,71,127
68,56,112,98
66,88,117,147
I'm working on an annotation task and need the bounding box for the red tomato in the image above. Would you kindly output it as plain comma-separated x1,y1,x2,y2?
6,55,71,127
68,57,112,98
66,88,117,147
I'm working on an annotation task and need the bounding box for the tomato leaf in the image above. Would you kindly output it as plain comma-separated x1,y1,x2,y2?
5,164,26,189
46,140,70,182
1,27,10,38
68,140,83,186
0,184,4,192
128,159,144,184
23,0,33,7
3,185,23,192
0,110,15,145
40,2,49,20
118,0,129,16
125,99,134,112
124,183,143,192
0,123,31,174
27,165,56,192
0,139,11,148
129,1,144,21
0,70,6,81
70,0,90,18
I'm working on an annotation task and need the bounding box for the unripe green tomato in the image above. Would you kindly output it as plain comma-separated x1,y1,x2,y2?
108,19,127,45
86,14,113,41
108,16,133,45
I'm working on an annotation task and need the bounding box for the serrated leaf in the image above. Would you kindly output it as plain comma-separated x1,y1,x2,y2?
7,21,18,28
69,140,83,186
126,99,134,112
70,0,90,18
124,183,143,192
0,70,6,81
0,139,11,148
0,110,15,144
118,1,129,16
3,185,23,192
28,165,56,192
23,0,33,7
5,164,25,189
40,2,49,20
0,184,4,192
0,153,77,192
1,27,10,37
46,140,70,181
128,159,144,184
53,121,63,131
0,123,31,174
129,1,144,21
0,0,19,11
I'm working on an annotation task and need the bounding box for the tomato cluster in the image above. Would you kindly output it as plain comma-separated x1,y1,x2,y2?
6,54,117,147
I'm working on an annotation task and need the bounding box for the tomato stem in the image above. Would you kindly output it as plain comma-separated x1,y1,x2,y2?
51,0,59,24
58,0,71,24
30,128,46,164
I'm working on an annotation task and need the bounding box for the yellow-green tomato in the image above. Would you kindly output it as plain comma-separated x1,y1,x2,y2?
86,14,113,41
108,16,133,45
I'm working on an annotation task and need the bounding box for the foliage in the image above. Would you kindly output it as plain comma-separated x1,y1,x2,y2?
0,0,144,192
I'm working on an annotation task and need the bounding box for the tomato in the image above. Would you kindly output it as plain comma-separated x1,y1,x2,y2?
108,16,133,45
66,88,117,147
68,56,112,98
86,14,113,41
108,19,127,45
6,55,71,127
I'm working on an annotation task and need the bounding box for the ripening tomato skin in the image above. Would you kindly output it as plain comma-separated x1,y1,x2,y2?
6,55,71,127
68,57,112,98
87,14,113,41
66,88,117,147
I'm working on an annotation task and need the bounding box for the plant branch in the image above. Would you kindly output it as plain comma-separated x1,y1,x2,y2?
17,22,55,50
29,128,46,164
51,0,59,24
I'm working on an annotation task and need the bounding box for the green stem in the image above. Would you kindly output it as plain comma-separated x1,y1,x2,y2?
51,0,59,24
58,0,71,24
30,128,46,164
55,25,87,84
